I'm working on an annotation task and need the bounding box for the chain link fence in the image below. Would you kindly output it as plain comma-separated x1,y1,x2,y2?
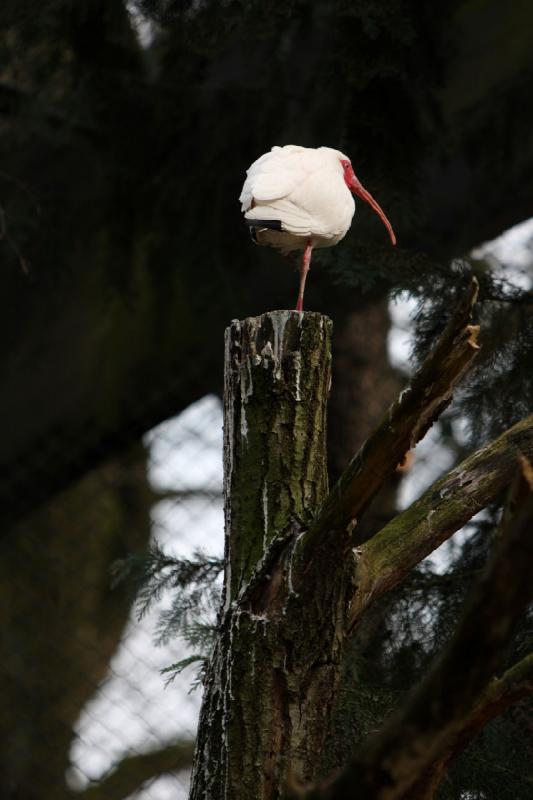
2,395,224,800
2,218,531,800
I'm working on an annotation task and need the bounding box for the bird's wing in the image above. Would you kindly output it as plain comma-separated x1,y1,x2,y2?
239,146,311,212
251,197,313,235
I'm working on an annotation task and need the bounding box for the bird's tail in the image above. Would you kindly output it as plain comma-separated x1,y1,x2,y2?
244,217,283,244
244,218,283,231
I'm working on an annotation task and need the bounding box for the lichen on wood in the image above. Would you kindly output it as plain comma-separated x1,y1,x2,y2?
222,310,331,607
190,311,342,800
351,413,533,627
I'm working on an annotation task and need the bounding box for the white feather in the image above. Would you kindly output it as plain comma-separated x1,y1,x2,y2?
239,145,356,252
239,147,309,210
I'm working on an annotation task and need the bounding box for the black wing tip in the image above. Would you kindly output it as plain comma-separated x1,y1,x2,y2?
244,218,283,232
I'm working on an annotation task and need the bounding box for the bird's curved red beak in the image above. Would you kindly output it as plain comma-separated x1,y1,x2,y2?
341,160,396,246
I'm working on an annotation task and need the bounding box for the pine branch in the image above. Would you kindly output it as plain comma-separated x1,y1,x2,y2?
350,413,533,628
288,462,533,800
112,543,221,661
301,278,480,565
112,542,222,622
69,741,195,800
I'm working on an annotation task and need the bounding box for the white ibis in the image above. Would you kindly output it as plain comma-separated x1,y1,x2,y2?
239,145,396,311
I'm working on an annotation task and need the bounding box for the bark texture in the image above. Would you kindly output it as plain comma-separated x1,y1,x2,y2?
352,413,533,627
190,312,356,800
190,286,532,800
222,311,331,605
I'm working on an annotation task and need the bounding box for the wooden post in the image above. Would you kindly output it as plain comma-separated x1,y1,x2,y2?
189,311,339,800
222,311,331,606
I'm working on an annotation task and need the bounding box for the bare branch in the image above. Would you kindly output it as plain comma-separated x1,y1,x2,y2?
350,413,533,628
473,652,533,730
301,278,479,563
406,652,533,800
69,741,195,800
152,488,223,503
290,463,533,800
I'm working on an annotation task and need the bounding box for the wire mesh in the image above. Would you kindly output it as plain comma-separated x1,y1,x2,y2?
2,219,531,800
1,394,223,800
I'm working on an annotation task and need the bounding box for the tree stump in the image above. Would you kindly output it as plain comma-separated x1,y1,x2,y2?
189,311,343,800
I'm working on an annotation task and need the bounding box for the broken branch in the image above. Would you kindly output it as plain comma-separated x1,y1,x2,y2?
302,278,479,562
406,652,533,800
291,461,533,800
350,413,533,628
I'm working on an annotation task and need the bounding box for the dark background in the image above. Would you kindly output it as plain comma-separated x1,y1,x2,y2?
1,2,532,798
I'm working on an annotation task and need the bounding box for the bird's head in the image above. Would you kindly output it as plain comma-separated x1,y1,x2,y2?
339,157,396,246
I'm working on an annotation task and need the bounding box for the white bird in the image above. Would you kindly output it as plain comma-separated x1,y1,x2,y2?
240,145,396,311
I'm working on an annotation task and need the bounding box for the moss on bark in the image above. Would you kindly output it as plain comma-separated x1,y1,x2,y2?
190,312,355,800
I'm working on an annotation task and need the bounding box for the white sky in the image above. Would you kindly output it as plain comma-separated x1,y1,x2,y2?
70,218,533,799
69,397,224,799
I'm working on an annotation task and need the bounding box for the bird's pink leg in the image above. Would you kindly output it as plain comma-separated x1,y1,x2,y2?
295,240,313,312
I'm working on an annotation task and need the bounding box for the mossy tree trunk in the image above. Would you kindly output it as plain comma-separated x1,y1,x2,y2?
189,289,533,800
190,311,357,800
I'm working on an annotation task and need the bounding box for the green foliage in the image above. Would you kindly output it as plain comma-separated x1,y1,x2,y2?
112,541,223,665
161,654,207,690
408,259,533,443
330,238,533,444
